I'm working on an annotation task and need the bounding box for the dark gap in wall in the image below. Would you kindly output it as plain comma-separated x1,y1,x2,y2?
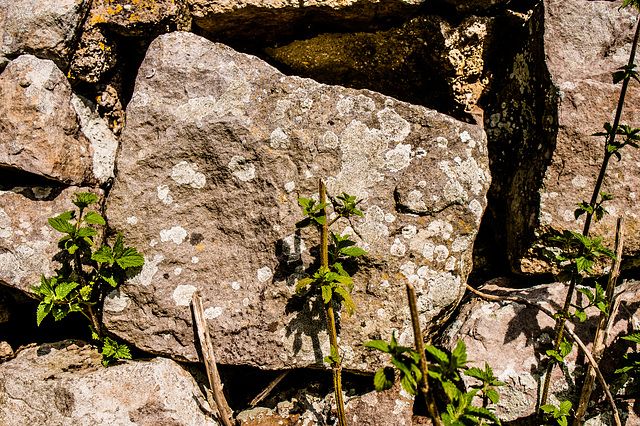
186,362,374,413
0,165,67,201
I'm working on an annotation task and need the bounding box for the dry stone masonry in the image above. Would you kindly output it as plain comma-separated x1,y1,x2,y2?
0,0,639,424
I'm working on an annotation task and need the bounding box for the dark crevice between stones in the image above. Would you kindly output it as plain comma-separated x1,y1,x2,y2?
185,361,374,415
0,165,67,201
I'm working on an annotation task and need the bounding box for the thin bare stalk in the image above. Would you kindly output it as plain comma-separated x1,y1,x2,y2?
250,371,289,407
466,285,622,426
319,179,347,426
406,282,442,426
541,13,640,412
574,217,625,425
192,291,234,426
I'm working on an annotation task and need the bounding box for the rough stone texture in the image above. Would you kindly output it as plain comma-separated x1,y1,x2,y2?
189,0,424,43
104,31,491,370
68,24,118,84
441,278,640,422
0,185,103,293
263,14,493,120
0,341,12,360
0,55,116,186
0,340,219,425
485,0,640,274
0,0,90,71
88,0,192,37
237,383,413,426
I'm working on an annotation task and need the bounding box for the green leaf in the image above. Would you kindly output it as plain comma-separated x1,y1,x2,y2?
340,247,367,257
297,197,311,208
72,192,98,209
400,370,418,395
334,285,355,315
621,333,640,344
48,212,75,234
54,281,80,300
540,405,556,414
425,345,450,366
559,400,572,415
486,388,500,405
83,211,105,225
51,305,69,321
76,227,98,238
576,256,594,273
321,284,332,304
92,245,115,264
363,340,391,353
295,277,313,294
36,302,51,326
115,247,145,269
374,367,396,392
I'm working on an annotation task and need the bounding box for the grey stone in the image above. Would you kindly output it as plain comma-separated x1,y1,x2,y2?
0,0,90,71
0,55,115,186
485,0,640,274
188,0,424,43
441,278,640,422
0,186,103,293
103,31,490,370
0,340,219,425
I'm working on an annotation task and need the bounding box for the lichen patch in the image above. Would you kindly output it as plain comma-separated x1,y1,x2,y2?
173,285,197,306
171,161,206,189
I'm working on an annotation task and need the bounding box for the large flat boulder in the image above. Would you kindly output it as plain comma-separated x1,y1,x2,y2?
0,340,219,425
485,0,640,274
0,0,90,71
103,31,491,370
0,55,117,186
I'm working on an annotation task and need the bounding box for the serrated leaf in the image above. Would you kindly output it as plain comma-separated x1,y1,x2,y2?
54,281,80,300
51,305,68,321
576,256,594,273
363,340,391,353
391,357,413,378
540,405,556,413
374,367,396,392
115,247,145,269
99,270,119,287
92,245,115,264
73,192,98,208
559,400,572,415
400,371,418,395
36,302,51,326
297,197,311,208
66,243,79,255
486,388,500,404
113,233,124,258
621,333,640,344
465,406,501,424
48,214,75,234
334,286,355,315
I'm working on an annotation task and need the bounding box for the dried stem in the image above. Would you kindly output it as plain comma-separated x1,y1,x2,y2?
406,281,442,426
465,285,622,426
574,217,625,425
192,291,234,426
250,371,289,407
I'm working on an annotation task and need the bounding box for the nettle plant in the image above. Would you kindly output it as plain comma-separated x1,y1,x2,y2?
31,192,144,366
366,335,504,426
538,1,640,424
295,180,366,426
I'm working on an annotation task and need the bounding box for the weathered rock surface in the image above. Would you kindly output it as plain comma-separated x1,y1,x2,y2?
441,278,640,422
89,0,191,37
104,31,491,370
0,0,90,71
0,185,103,293
263,14,493,119
0,55,117,186
485,0,640,274
440,0,512,12
237,382,413,426
189,0,424,43
0,340,219,425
